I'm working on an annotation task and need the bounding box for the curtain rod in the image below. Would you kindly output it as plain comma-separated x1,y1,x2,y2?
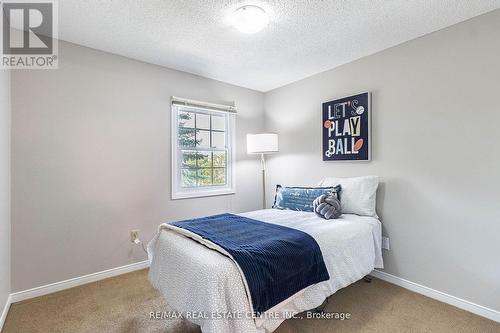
171,96,237,113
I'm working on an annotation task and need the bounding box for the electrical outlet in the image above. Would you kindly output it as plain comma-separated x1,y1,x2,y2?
382,236,390,250
130,230,140,243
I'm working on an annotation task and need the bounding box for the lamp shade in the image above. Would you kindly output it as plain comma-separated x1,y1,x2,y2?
247,133,279,154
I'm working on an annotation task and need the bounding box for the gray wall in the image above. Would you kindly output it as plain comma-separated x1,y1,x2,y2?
10,9,500,314
264,10,500,312
11,41,265,292
0,70,11,309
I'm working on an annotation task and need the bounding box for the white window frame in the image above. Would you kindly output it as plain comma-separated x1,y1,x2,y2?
171,103,236,199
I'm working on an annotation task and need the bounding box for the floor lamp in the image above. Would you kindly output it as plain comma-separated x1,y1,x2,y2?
246,133,279,209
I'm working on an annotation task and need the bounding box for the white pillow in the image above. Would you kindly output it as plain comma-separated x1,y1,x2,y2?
318,176,379,218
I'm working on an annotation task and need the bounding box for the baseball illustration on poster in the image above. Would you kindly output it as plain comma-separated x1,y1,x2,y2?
322,92,371,161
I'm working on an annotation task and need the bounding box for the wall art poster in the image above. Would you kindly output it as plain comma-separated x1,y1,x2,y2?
322,92,371,161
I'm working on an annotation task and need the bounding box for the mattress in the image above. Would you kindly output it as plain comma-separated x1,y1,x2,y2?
148,209,383,333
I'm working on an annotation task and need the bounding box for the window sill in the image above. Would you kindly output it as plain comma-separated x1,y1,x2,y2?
172,188,236,200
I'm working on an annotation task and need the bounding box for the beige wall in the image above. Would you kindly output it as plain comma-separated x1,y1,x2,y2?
0,70,11,309
11,41,265,292
264,10,500,311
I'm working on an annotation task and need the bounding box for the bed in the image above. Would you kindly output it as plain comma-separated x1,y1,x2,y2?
148,208,383,333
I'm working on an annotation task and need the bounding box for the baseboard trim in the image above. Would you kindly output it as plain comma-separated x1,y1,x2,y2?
10,260,150,304
370,270,500,323
0,294,12,333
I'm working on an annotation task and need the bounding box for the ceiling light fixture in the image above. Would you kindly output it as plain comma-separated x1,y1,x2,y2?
231,5,269,34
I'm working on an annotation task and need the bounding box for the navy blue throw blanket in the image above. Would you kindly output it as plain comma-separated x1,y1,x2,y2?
171,213,330,314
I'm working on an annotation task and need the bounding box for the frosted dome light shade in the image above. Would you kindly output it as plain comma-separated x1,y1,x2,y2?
247,133,279,154
232,5,269,34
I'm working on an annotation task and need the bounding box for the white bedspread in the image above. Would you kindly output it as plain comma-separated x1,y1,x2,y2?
148,209,383,333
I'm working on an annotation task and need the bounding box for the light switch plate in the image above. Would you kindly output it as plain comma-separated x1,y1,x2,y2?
382,236,390,250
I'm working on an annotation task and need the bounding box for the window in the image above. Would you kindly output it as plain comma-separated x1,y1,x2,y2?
171,102,235,199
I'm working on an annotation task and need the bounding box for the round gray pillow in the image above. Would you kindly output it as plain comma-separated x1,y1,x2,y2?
313,193,342,219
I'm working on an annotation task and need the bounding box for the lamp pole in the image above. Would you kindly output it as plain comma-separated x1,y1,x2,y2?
246,133,278,210
261,153,266,209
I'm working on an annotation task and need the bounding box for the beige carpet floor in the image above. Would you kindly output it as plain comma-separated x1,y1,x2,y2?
3,269,499,333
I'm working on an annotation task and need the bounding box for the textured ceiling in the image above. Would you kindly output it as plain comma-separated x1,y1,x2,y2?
56,0,500,92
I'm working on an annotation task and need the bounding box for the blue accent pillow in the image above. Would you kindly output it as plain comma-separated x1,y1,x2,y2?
273,185,341,212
